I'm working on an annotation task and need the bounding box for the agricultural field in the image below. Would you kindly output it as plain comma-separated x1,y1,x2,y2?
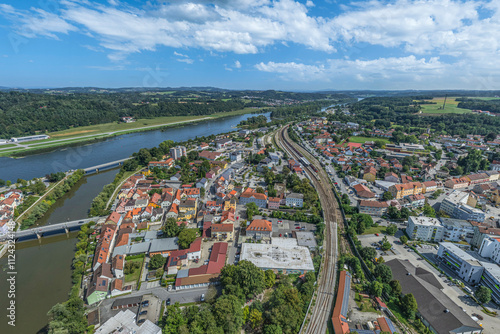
468,97,500,101
418,97,471,114
348,136,391,145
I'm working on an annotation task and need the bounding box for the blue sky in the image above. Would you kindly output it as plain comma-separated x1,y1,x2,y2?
0,0,499,90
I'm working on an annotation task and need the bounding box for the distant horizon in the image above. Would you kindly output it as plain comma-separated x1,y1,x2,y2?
2,85,500,93
1,0,499,90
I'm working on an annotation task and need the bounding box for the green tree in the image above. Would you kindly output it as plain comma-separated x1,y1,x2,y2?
370,281,384,297
476,286,492,304
264,269,276,288
400,235,408,244
263,324,283,334
382,191,393,201
220,261,266,299
386,224,398,236
149,254,166,270
423,203,436,217
360,247,377,261
212,294,244,334
390,280,402,297
248,309,263,329
401,293,418,319
374,264,393,283
178,228,197,249
162,218,182,237
387,206,401,219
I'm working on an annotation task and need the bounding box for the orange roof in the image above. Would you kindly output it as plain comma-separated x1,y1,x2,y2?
247,219,272,232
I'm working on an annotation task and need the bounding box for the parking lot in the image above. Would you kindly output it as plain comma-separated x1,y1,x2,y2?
358,231,500,333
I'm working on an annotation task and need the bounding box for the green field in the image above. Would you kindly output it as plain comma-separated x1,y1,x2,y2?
468,97,500,101
419,97,471,114
362,225,387,235
0,144,16,149
124,258,144,283
348,136,391,145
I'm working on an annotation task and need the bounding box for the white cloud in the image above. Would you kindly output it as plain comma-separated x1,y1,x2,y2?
0,5,77,39
255,56,447,83
174,51,189,58
234,60,241,68
0,0,336,60
177,58,194,64
306,1,315,7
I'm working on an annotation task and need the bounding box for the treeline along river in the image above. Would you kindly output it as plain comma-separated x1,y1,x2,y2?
0,112,270,182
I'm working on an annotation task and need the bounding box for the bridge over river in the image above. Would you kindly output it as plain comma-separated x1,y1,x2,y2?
83,157,132,174
1,216,107,242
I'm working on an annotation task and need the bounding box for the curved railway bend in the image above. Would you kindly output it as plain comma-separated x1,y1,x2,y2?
275,125,343,334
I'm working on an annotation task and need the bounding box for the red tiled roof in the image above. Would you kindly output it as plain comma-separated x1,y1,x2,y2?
247,219,272,232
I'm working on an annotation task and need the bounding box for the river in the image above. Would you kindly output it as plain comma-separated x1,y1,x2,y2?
0,168,119,334
0,112,269,182
0,112,267,333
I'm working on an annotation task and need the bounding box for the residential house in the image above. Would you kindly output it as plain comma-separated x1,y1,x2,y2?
357,200,388,216
384,172,399,183
211,224,234,241
388,182,423,199
422,181,437,193
112,254,125,279
353,184,375,198
239,188,268,208
363,166,377,182
268,197,281,210
285,193,304,208
246,219,273,240
444,177,470,189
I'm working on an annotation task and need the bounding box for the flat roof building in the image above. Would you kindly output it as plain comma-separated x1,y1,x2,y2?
95,309,161,334
406,216,444,242
437,242,483,284
240,239,314,274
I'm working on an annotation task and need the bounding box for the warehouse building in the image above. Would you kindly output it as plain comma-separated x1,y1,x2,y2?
240,238,314,274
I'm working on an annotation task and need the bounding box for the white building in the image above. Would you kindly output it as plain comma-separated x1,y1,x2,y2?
440,191,485,222
480,262,500,304
479,236,500,265
406,216,444,242
170,146,187,160
437,242,483,284
440,218,475,243
95,309,161,334
240,238,314,274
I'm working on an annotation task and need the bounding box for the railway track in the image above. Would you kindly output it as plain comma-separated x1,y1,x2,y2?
275,125,343,334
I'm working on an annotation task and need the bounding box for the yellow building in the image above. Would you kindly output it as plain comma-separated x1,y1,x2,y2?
389,182,423,199
178,199,197,220
224,198,237,212
211,223,234,241
363,167,377,183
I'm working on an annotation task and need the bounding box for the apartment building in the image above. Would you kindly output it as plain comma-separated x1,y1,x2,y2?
406,216,444,242
388,182,423,199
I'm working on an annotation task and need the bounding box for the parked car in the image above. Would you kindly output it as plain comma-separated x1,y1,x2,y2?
139,310,148,315
166,298,171,305
201,294,205,302
137,319,146,324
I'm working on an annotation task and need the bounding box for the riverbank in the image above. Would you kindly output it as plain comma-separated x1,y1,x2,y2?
19,170,85,230
0,107,264,158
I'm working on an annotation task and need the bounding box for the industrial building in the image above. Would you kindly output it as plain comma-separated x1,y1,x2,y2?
386,259,483,334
